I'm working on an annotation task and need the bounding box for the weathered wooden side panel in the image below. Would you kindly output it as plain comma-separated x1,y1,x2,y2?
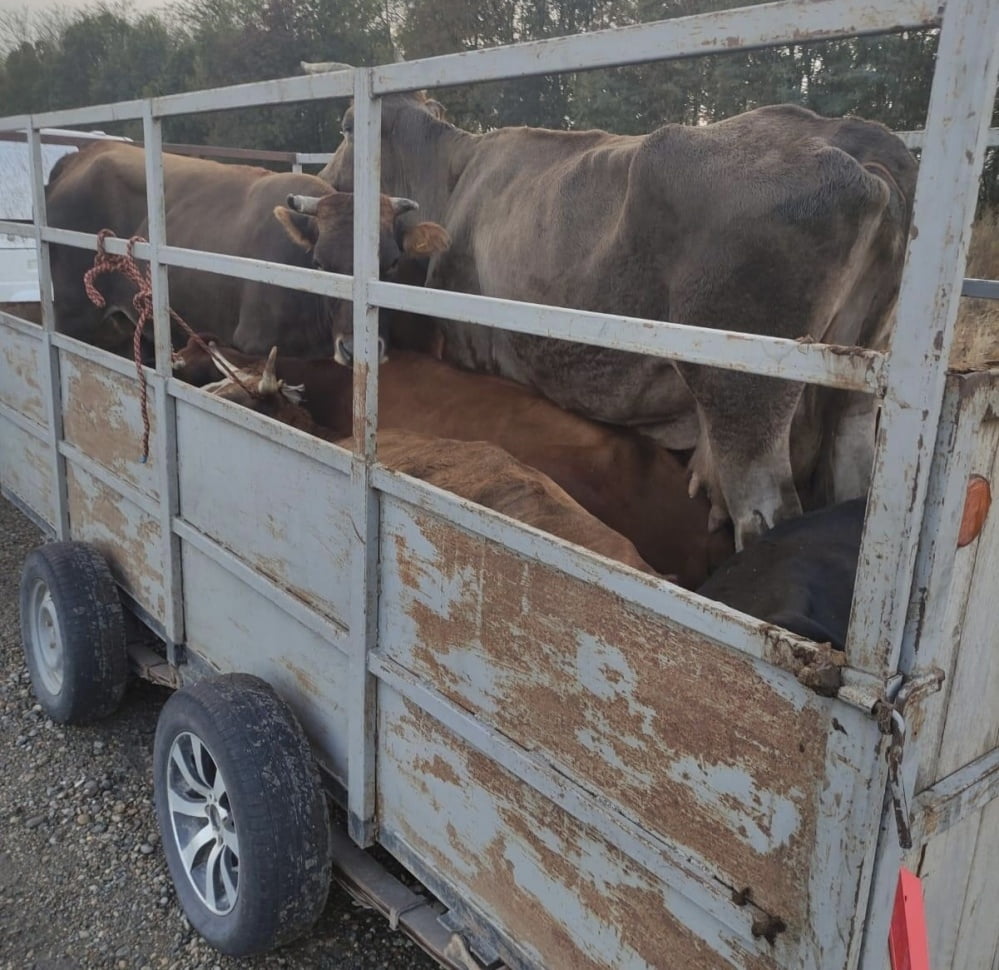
180,542,350,784
175,401,353,627
916,796,995,970
0,420,53,526
377,496,884,966
0,323,46,427
935,411,999,779
59,353,160,502
65,461,165,620
377,690,777,970
951,797,999,970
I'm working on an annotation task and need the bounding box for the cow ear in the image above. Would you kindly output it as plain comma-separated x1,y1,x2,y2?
424,98,448,122
401,221,451,257
274,205,319,252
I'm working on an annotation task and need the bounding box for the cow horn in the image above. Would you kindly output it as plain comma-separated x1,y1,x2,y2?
287,194,323,215
390,197,419,215
300,60,353,74
209,350,240,378
260,347,280,395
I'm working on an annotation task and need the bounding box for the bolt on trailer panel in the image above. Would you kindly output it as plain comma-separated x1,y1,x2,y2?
1,0,998,967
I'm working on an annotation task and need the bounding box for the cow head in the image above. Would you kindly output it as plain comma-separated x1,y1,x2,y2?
171,332,230,387
317,91,448,196
201,346,319,430
273,190,450,365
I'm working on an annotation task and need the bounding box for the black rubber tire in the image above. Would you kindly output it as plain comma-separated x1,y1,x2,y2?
18,541,128,723
153,674,333,956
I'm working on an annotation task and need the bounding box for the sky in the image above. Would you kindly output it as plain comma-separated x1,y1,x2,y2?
0,0,181,23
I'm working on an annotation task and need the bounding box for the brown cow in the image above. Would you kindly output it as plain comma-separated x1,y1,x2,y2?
175,338,733,587
44,141,449,359
311,82,916,549
196,348,656,574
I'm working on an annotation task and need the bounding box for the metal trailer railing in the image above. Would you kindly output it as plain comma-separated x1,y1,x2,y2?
0,0,998,967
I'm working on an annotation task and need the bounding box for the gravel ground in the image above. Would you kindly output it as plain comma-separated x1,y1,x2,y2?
0,495,438,970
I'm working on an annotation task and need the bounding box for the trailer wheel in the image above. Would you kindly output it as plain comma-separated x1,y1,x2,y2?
19,541,128,723
153,674,333,956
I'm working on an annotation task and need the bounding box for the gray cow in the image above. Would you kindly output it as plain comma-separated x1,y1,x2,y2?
308,72,916,548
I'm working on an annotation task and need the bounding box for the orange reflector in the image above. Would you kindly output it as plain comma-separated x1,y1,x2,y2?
889,867,930,970
958,475,991,548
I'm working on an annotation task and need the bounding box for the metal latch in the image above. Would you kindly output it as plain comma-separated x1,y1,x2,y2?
874,669,945,850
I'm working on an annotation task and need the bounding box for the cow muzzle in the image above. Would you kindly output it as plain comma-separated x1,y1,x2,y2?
334,334,388,367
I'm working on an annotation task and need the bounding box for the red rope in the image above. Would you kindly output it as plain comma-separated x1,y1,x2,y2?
83,230,258,462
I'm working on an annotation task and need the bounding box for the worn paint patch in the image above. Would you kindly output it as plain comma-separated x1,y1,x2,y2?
0,334,46,426
383,506,831,924
379,698,775,970
61,358,159,499
66,463,165,619
0,422,54,525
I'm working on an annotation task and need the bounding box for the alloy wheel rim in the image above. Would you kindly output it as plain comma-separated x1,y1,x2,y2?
165,731,240,915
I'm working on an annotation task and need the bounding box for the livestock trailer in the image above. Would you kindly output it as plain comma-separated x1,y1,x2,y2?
1,0,998,967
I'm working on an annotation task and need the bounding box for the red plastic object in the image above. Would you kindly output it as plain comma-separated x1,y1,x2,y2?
889,867,930,970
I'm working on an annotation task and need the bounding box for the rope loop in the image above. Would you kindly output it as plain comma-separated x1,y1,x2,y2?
83,230,261,462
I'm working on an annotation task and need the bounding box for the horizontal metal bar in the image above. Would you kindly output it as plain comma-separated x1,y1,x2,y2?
151,72,353,118
0,310,44,340
157,142,300,163
371,281,886,392
39,227,354,300
0,220,35,239
13,223,888,389
172,517,350,651
962,277,999,300
24,100,145,130
0,114,33,134
50,331,150,381
0,399,47,441
897,126,999,150
912,747,999,843
372,0,941,94
0,129,130,148
295,152,333,165
58,440,160,518
169,379,352,476
371,653,770,951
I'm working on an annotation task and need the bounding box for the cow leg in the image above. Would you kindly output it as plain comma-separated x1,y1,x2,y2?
827,392,879,502
678,364,804,549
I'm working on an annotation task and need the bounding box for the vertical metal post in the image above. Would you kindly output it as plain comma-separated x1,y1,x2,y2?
845,0,999,676
28,123,70,539
142,105,186,664
346,68,383,847
852,2,999,965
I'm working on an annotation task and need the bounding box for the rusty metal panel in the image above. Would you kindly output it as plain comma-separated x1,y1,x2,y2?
0,419,53,527
59,352,160,502
180,542,350,785
377,691,773,970
65,461,164,621
377,496,885,967
174,398,353,627
0,323,46,427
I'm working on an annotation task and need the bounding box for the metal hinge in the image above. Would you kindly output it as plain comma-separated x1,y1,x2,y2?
873,669,945,849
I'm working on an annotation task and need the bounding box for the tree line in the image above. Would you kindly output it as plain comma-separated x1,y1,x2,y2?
0,0,995,203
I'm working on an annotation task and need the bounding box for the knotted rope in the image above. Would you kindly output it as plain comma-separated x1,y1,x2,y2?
83,230,259,462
